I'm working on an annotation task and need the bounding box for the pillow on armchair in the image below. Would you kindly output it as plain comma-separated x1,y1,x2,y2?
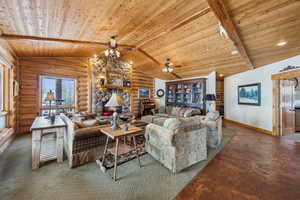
163,118,181,130
74,119,100,129
171,107,181,117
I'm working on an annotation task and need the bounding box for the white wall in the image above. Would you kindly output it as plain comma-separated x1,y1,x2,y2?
225,55,300,131
154,78,166,108
206,71,216,111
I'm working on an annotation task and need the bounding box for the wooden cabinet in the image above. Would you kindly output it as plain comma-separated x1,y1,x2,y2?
216,79,224,115
166,78,206,111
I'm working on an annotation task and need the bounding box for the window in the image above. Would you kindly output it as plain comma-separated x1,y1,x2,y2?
40,76,76,115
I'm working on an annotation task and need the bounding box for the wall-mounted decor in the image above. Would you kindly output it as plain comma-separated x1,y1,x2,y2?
107,72,123,86
13,80,19,97
123,80,131,88
156,89,165,97
238,83,261,106
279,65,300,72
138,88,150,99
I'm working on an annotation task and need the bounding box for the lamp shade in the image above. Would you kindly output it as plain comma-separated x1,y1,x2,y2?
105,93,124,107
204,94,216,101
45,90,55,101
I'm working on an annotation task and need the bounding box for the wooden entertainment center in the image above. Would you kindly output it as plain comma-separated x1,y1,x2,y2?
166,78,206,112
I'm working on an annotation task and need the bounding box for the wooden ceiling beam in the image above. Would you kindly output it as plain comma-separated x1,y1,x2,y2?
137,47,182,79
0,33,136,49
207,0,254,69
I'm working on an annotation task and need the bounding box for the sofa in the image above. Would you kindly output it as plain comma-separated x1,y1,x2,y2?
145,117,207,173
141,106,202,126
60,113,109,168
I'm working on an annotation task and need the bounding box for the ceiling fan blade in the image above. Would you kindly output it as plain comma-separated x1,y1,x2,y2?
174,65,182,68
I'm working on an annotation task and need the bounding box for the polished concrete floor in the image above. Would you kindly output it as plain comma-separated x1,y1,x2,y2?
176,121,300,200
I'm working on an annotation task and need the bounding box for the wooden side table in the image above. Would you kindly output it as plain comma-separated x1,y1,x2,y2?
30,116,66,169
96,125,143,181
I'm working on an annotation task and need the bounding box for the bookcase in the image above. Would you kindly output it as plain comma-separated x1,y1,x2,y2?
166,78,206,111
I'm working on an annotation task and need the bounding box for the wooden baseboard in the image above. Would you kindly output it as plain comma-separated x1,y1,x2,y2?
224,118,273,135
0,128,16,154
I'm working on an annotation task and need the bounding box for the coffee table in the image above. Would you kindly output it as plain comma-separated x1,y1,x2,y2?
96,125,143,181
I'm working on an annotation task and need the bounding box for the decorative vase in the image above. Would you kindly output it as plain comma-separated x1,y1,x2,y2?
123,123,129,131
50,115,56,124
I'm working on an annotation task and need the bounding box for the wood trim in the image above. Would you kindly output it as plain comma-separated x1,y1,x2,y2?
272,80,280,136
137,48,160,65
272,69,300,80
1,33,135,49
207,0,254,69
224,118,273,135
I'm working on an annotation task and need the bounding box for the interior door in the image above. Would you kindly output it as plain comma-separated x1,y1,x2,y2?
280,79,295,136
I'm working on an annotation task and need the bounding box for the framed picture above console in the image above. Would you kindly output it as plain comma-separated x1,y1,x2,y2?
238,83,261,106
138,88,150,99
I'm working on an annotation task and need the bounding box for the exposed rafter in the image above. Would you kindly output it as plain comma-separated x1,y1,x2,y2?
207,0,254,69
1,32,182,79
1,33,136,49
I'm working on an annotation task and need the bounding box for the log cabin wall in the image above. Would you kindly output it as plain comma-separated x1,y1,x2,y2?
17,57,90,134
130,67,154,115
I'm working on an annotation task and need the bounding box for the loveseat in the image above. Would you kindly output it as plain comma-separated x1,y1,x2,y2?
145,117,207,173
60,113,108,168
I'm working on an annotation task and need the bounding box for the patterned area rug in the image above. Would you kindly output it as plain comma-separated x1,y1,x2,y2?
102,135,147,169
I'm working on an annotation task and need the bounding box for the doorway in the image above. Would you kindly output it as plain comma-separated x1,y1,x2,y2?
272,69,300,136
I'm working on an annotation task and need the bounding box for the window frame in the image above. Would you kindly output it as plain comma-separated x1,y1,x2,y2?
39,75,77,114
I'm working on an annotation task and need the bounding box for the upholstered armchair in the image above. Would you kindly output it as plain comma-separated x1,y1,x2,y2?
145,117,207,173
201,111,222,148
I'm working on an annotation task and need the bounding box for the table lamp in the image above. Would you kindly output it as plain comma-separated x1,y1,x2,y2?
45,90,56,123
204,94,216,112
105,92,123,130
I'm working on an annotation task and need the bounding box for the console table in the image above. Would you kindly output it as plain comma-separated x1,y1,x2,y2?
30,116,66,169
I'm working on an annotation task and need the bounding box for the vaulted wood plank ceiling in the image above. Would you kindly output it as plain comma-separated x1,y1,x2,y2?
0,0,299,79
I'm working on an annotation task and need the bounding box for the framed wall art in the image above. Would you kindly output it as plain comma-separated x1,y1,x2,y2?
238,83,261,106
138,88,150,99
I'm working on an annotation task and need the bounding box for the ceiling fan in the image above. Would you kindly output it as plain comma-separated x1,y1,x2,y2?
162,58,182,73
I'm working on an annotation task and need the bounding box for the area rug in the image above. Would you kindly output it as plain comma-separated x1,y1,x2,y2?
0,128,235,200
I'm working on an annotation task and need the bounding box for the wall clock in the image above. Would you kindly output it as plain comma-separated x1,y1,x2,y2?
156,89,165,97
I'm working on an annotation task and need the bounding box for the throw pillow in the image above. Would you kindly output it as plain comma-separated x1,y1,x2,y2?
179,108,187,117
191,109,201,116
75,119,100,128
82,119,100,127
171,107,181,116
163,118,181,130
184,109,193,117
206,111,220,121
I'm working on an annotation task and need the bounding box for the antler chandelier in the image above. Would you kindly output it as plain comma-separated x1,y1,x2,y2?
91,36,131,79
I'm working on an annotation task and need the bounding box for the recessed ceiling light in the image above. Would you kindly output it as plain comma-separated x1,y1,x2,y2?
219,74,224,77
231,50,239,55
277,41,287,46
